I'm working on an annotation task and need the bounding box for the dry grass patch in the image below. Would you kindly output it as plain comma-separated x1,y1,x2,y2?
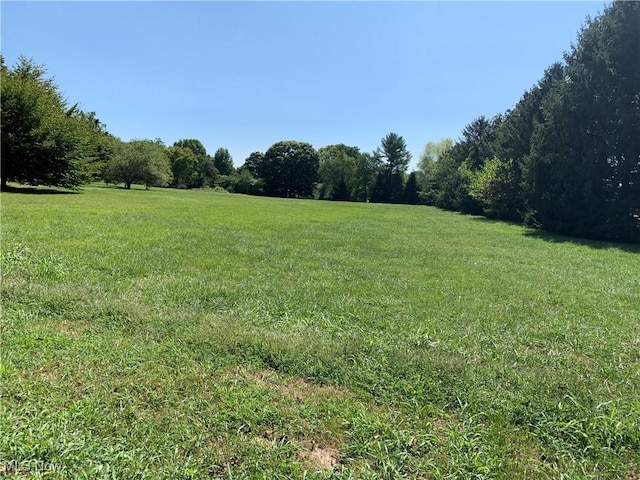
234,367,347,471
243,367,349,403
301,442,341,471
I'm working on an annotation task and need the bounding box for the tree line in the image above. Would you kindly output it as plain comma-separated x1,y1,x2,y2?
1,1,637,242
413,1,639,242
0,54,419,202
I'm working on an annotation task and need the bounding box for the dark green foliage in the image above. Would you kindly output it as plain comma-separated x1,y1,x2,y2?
240,151,265,178
417,138,454,180
469,157,522,220
167,146,199,188
171,139,217,188
104,139,172,189
232,168,264,195
458,116,500,171
261,141,319,198
527,1,640,241
197,154,217,188
332,178,351,201
370,170,404,204
369,133,411,204
317,144,361,201
494,63,564,167
72,110,115,182
417,139,454,206
375,132,412,175
213,147,234,176
403,171,420,205
427,143,482,214
487,64,566,221
425,2,639,242
352,152,380,202
426,122,494,214
0,56,107,190
173,138,207,158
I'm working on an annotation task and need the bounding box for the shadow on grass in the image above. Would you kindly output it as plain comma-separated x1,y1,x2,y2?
1,185,79,195
522,228,640,253
469,216,640,253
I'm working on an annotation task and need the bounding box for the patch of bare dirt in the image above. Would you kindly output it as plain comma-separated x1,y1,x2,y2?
229,367,346,471
301,442,341,471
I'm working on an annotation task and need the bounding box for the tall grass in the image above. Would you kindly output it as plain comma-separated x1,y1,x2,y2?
1,184,638,478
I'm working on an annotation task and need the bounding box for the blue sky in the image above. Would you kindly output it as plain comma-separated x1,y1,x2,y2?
2,1,606,168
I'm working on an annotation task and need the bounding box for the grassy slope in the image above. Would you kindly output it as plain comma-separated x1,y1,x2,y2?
1,184,639,479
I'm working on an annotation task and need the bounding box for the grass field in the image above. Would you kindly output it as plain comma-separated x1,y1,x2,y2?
1,184,639,479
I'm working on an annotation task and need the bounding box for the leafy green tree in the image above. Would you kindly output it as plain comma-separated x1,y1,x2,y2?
167,146,199,188
427,153,459,210
417,138,454,176
105,139,171,189
213,147,234,176
352,152,380,202
419,121,495,212
140,140,172,189
76,111,117,182
240,151,265,178
427,146,478,213
173,138,217,187
233,167,264,195
415,139,453,205
262,141,319,198
317,144,360,200
104,140,138,189
469,157,521,220
173,138,207,158
432,121,497,214
197,155,218,187
1,56,100,189
417,138,456,205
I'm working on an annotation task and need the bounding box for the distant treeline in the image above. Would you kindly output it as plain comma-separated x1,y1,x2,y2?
1,1,638,242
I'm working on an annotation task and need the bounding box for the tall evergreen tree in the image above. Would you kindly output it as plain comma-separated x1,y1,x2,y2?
528,1,640,241
458,116,500,171
403,171,420,205
375,132,412,174
371,133,410,203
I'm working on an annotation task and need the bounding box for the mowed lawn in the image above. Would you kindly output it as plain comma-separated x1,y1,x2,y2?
1,184,638,479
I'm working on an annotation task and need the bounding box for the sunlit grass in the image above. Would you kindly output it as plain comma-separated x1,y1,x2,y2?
1,184,639,478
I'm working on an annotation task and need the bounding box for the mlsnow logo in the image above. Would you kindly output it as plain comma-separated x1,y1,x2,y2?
0,460,64,475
